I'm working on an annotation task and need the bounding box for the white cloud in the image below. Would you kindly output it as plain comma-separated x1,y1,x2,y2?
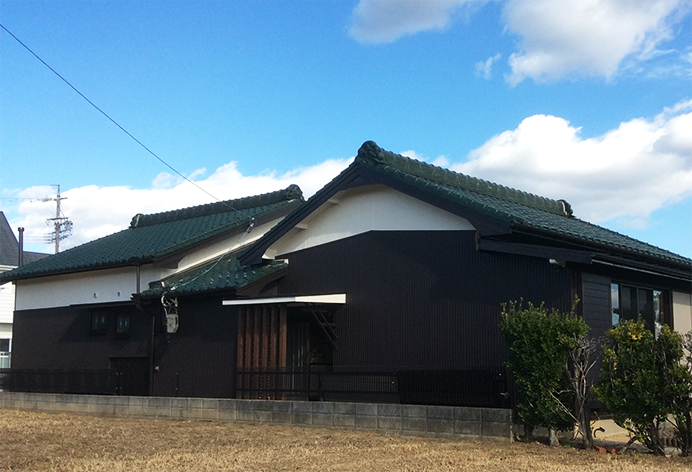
349,0,480,44
8,102,692,254
450,100,692,224
503,0,688,85
348,0,690,83
401,150,450,167
11,158,352,253
400,150,426,161
475,53,502,79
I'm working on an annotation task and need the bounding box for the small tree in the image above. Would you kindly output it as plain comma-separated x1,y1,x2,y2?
500,298,589,446
595,319,690,455
563,333,601,449
668,332,692,457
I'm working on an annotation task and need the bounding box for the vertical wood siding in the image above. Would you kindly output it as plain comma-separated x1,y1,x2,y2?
581,272,612,340
278,231,573,373
11,304,150,370
152,295,237,398
235,305,287,399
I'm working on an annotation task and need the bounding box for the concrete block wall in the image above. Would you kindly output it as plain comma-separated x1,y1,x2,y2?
0,391,512,442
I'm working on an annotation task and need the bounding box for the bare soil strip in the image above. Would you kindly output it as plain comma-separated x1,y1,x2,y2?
1,410,690,471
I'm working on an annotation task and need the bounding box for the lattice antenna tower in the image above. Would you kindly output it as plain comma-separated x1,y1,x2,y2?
42,184,72,253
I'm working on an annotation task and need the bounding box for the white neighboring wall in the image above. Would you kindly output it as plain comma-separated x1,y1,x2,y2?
0,265,15,325
266,184,475,258
1,265,16,365
673,291,692,336
15,266,151,311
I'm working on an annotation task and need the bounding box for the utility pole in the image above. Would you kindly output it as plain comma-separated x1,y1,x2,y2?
43,184,72,253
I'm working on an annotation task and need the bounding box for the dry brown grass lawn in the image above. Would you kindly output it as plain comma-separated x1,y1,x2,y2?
1,409,690,471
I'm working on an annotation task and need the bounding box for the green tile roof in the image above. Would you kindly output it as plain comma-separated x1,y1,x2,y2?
140,248,287,299
355,141,691,268
0,185,303,282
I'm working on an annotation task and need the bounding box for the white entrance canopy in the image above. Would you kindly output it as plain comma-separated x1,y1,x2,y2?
222,294,346,306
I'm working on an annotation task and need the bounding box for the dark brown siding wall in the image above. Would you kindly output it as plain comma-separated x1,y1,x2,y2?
278,231,573,372
581,272,612,340
152,295,237,399
11,304,150,370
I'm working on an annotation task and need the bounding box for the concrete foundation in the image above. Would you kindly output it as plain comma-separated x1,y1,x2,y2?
0,391,512,442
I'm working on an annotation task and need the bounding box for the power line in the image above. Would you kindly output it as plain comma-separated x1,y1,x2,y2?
0,23,250,221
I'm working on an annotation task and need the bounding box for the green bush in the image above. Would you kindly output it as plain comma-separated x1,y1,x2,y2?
595,319,692,456
499,299,589,442
666,332,692,457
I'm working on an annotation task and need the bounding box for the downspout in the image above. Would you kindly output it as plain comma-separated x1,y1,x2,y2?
136,262,158,397
136,263,141,295
134,261,155,397
18,227,24,267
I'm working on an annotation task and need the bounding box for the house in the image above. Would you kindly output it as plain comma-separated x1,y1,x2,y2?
0,212,49,367
0,186,303,395
1,142,690,406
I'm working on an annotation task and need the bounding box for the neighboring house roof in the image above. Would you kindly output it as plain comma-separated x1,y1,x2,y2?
0,186,303,283
0,211,49,268
240,141,691,277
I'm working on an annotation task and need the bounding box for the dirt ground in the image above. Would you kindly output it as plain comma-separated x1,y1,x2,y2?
1,410,690,472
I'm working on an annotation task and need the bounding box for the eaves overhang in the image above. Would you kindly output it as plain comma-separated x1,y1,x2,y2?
0,258,145,284
223,293,346,306
477,239,596,264
510,224,692,281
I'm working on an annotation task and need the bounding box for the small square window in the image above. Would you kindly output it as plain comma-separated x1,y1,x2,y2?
91,311,108,335
116,314,131,337
0,338,10,352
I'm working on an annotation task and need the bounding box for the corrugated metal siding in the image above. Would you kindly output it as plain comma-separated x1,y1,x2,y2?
153,295,238,398
278,231,573,372
11,304,151,370
581,272,612,339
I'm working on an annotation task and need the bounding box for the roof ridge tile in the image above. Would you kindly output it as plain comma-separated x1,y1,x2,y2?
355,141,572,217
130,185,303,228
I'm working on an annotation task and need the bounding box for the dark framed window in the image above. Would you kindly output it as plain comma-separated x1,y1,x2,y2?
115,313,131,337
91,311,108,335
611,282,670,336
0,338,10,352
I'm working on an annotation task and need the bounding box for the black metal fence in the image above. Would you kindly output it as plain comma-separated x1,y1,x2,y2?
0,369,117,395
237,366,510,408
1,366,510,408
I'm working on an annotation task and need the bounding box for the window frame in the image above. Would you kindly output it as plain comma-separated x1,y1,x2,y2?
90,311,109,335
610,282,672,335
115,313,132,338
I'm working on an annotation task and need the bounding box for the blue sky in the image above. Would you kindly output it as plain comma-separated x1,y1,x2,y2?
0,0,690,258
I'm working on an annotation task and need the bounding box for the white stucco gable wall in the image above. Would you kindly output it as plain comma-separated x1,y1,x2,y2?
174,217,284,273
266,184,475,258
15,266,163,311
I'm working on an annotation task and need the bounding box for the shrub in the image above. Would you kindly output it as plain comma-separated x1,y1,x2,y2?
595,319,692,456
668,332,692,456
500,298,589,444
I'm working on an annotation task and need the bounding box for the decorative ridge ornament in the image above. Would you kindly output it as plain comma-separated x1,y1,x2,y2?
356,140,386,163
